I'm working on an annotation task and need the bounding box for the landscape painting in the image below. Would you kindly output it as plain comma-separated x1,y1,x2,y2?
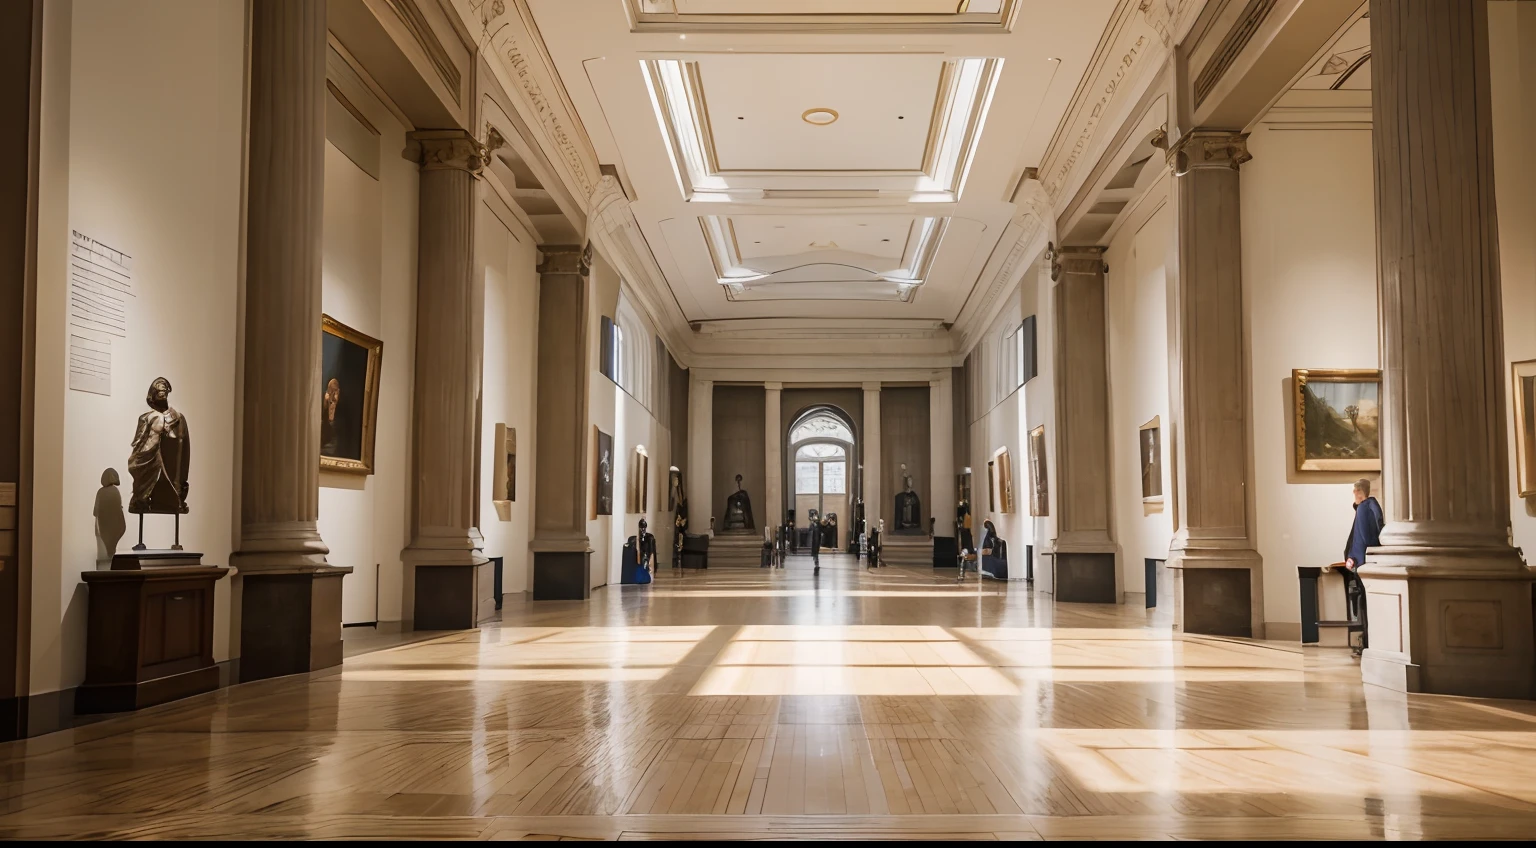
1293,369,1382,472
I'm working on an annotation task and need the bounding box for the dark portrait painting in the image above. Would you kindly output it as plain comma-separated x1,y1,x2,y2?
320,315,383,474
594,427,614,517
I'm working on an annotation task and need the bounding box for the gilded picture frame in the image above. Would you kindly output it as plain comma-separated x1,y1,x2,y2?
629,447,650,514
319,314,383,475
1514,359,1536,498
492,423,515,522
1028,426,1048,516
994,448,1015,514
1139,415,1163,503
1293,368,1382,472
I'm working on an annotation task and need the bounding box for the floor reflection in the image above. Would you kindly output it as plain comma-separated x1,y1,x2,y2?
2,554,1535,839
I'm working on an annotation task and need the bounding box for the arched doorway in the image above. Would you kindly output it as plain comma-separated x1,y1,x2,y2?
786,406,857,549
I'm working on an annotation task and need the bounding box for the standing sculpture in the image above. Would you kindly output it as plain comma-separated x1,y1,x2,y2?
722,473,754,532
893,463,922,531
127,376,191,550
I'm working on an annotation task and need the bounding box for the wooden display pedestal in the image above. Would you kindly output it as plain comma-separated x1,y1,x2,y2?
77,551,230,714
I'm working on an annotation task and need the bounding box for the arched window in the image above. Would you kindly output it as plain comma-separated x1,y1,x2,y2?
790,414,853,445
795,443,845,460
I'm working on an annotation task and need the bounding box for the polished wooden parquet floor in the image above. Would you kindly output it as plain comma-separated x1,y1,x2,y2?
5,554,1536,840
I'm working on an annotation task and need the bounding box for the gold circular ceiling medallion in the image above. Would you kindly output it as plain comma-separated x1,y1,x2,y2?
801,108,839,126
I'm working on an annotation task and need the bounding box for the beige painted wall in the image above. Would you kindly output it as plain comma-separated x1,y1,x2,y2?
317,80,419,626
1491,1,1536,559
478,196,539,597
1241,124,1380,629
30,0,247,695
1104,192,1173,594
712,385,767,532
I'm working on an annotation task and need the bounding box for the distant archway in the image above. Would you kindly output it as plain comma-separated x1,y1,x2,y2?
785,405,859,547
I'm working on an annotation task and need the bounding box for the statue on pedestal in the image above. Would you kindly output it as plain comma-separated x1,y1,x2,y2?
127,377,191,550
723,473,754,531
893,463,921,531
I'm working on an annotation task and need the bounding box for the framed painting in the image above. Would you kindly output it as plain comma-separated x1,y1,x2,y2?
995,448,1015,514
986,460,997,513
1293,369,1382,472
492,424,515,521
1514,360,1536,497
1140,415,1163,501
594,427,614,517
629,447,649,514
320,314,382,474
1028,426,1048,516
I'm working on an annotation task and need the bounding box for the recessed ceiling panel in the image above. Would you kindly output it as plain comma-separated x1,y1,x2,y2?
697,54,941,172
730,215,912,263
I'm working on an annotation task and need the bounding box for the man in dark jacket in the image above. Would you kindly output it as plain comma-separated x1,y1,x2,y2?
1341,478,1385,655
809,509,822,575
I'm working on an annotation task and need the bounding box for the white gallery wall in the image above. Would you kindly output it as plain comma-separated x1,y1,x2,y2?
1491,0,1536,558
477,194,540,598
317,67,419,627
1240,122,1379,631
1104,188,1173,596
30,0,247,698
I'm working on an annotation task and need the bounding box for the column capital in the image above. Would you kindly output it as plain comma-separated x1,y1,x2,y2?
404,128,499,174
863,381,882,393
1169,130,1251,175
1052,245,1108,280
763,381,782,392
537,243,590,276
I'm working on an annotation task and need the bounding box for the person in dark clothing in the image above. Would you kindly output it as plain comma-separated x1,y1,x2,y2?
809,509,822,574
1341,478,1385,656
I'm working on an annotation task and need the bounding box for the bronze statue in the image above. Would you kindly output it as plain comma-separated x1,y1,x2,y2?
894,463,921,531
723,473,754,531
128,377,190,515
127,377,190,550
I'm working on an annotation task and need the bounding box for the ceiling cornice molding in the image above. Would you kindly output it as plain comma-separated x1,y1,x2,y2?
1036,0,1190,212
459,0,603,214
588,174,698,365
949,176,1052,357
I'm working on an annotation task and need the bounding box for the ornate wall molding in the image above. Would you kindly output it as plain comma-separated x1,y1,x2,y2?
951,175,1054,356
385,0,463,103
465,0,601,212
587,174,695,364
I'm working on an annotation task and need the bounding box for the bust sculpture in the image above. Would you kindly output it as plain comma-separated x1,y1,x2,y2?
128,377,190,516
723,473,754,531
893,463,921,531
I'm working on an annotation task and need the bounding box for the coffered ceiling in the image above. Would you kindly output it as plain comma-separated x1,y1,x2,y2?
520,0,1117,331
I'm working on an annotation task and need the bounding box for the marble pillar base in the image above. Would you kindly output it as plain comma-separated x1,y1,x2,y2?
1360,556,1536,700
1055,552,1118,603
239,568,350,682
533,550,592,601
1168,548,1263,638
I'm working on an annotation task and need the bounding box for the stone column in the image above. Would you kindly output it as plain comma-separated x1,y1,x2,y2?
929,374,955,538
530,245,591,600
400,130,491,629
687,376,713,534
863,383,882,532
1051,246,1120,603
1164,130,1264,638
1360,0,1534,699
764,382,783,531
232,0,351,682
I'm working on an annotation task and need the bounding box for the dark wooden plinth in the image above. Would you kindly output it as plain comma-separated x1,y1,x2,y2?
240,569,347,682
533,551,591,600
78,562,230,715
414,564,480,630
1056,552,1117,603
1182,567,1253,637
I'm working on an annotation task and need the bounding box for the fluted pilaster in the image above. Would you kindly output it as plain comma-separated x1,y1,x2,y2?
1360,0,1534,698
234,0,332,573
1165,129,1263,637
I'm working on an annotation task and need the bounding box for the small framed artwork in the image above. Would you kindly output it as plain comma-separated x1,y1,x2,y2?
1514,360,1536,497
668,467,683,512
1140,415,1163,502
1293,369,1382,472
320,314,383,474
594,427,614,517
993,448,1015,514
629,447,649,514
986,460,997,513
492,424,515,521
1028,426,1048,516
